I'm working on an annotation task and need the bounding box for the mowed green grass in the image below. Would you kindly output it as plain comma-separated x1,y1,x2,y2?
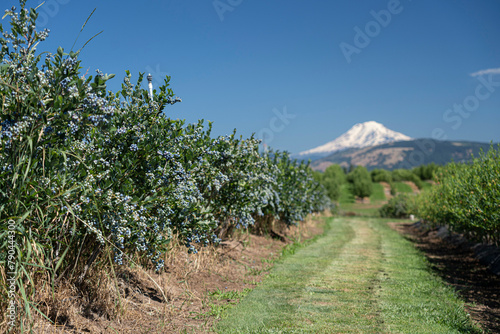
392,182,413,193
215,217,481,333
370,182,386,202
339,202,381,217
339,184,355,204
420,181,433,190
339,182,385,217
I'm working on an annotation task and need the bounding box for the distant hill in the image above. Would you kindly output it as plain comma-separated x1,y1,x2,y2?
310,139,495,171
295,121,411,161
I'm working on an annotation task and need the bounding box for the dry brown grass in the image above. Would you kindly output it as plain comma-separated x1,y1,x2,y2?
2,214,327,333
0,263,11,331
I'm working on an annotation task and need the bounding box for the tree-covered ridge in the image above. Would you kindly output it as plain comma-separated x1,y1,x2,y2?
311,139,495,171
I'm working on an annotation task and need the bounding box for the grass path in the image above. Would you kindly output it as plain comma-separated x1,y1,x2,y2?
216,217,481,333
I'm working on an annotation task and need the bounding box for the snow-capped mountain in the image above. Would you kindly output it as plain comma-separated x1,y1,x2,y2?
296,121,412,161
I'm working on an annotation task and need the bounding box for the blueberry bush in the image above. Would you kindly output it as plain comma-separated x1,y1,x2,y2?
0,2,329,329
379,194,415,219
415,145,500,246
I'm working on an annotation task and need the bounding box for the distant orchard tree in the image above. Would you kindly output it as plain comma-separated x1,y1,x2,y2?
323,177,341,201
323,164,346,184
321,164,346,201
371,169,393,183
347,166,373,199
412,163,439,181
312,170,323,184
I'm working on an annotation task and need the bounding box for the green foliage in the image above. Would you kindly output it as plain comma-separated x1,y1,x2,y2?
371,167,427,194
420,181,432,190
0,2,330,328
370,183,386,202
339,183,355,204
322,177,341,202
391,169,424,189
379,194,414,218
371,169,393,183
311,170,323,183
261,151,331,225
323,164,346,183
392,182,413,194
347,166,373,198
415,145,500,245
412,162,440,181
320,164,346,201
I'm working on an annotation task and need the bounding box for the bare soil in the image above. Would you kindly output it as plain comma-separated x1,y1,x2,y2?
402,181,420,193
390,222,500,334
379,181,392,199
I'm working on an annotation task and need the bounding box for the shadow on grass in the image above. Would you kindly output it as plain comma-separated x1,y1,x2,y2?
398,223,500,333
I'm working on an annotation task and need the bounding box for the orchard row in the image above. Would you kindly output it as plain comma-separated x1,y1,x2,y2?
0,2,330,278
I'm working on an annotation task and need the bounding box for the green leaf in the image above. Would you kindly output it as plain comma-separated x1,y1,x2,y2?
55,243,71,273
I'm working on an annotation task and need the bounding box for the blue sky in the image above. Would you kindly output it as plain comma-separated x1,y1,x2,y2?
8,0,500,153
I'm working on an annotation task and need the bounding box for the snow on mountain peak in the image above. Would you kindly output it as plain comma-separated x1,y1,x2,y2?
297,121,412,158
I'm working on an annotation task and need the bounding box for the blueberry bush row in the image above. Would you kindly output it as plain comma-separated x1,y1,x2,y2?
0,0,329,284
415,146,500,246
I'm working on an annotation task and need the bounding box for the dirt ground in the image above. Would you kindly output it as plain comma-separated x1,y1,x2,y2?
379,181,393,200
29,216,325,334
402,181,420,193
19,216,499,333
390,222,500,334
